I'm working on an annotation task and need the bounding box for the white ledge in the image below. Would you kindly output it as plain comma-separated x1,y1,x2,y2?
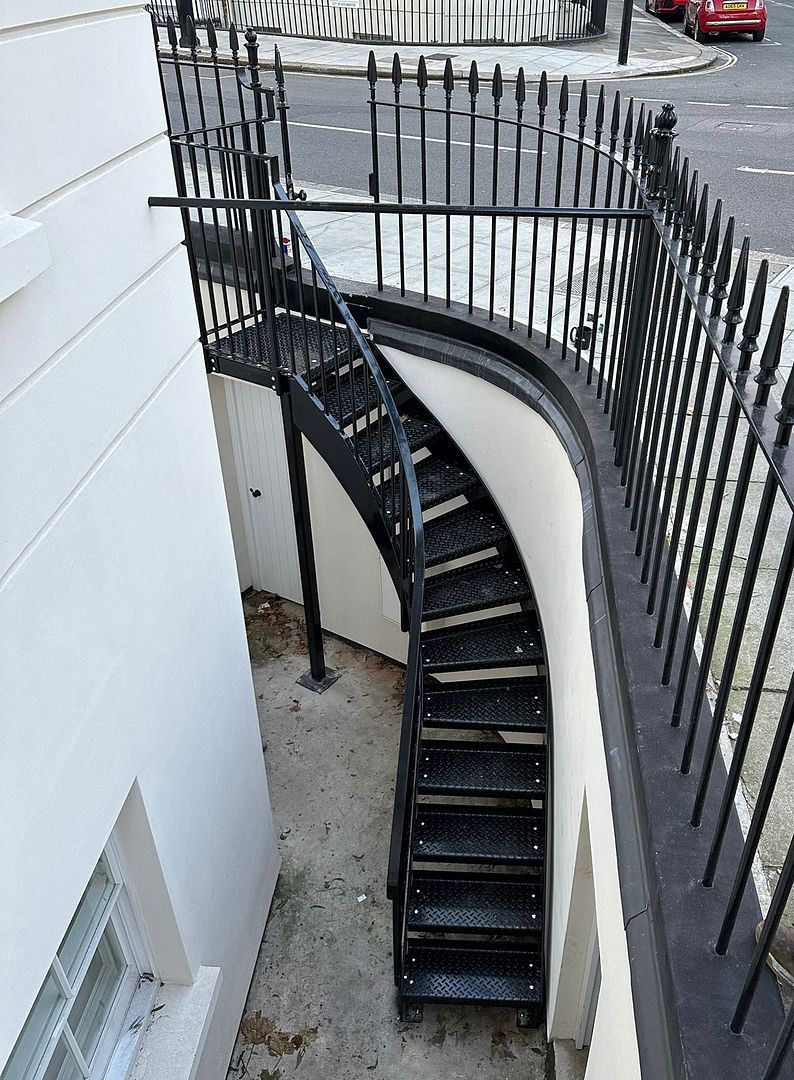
0,214,51,304
129,966,222,1080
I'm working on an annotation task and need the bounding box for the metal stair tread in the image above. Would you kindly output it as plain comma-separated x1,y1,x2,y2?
213,312,357,376
381,455,480,517
417,740,546,797
423,677,547,733
351,413,442,474
323,365,401,428
421,612,544,673
401,941,542,1006
412,804,544,865
407,871,543,934
423,555,530,622
424,502,511,567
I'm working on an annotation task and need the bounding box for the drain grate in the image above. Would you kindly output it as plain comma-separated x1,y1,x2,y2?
567,258,613,303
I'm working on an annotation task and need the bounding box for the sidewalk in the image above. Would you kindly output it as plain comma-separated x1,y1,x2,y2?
192,5,725,82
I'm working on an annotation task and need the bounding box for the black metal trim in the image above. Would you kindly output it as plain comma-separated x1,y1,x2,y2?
359,295,791,1080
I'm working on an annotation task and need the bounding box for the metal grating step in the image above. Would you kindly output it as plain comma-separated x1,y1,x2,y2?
417,740,546,798
412,804,544,865
324,365,401,429
381,455,480,518
423,677,547,734
213,312,358,376
424,501,511,568
407,871,543,934
402,940,542,1007
423,556,530,622
351,413,441,475
421,612,543,674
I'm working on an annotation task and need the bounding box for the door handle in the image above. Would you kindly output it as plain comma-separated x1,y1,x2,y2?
249,488,262,498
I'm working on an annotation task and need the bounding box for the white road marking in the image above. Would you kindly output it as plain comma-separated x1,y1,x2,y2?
737,165,794,175
687,99,732,106
289,120,548,154
747,103,789,109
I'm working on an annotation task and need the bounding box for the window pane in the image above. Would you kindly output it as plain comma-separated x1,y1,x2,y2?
40,1036,83,1080
57,859,115,982
68,922,126,1065
0,972,66,1080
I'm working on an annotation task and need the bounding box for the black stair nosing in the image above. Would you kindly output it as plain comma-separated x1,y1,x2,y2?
350,413,442,477
323,366,402,429
422,554,531,623
416,739,546,798
421,612,544,674
401,940,543,1006
407,870,544,935
412,803,545,866
424,501,511,568
213,311,359,376
423,676,548,733
381,454,481,517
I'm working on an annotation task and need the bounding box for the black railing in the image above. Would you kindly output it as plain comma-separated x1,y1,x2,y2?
152,22,794,1080
151,0,606,46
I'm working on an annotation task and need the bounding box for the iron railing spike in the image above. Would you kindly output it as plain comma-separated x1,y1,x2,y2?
623,97,634,142
595,85,605,130
688,183,709,272
515,67,526,107
166,14,178,50
745,261,772,378
700,197,723,293
150,8,160,44
537,70,548,111
367,50,378,86
683,170,699,240
492,63,503,101
443,56,455,95
468,59,479,98
578,80,588,123
206,19,217,54
774,291,794,444
274,44,284,85
392,52,402,86
186,14,197,52
559,74,569,117
723,235,751,342
610,90,621,138
675,158,689,217
417,55,428,90
229,22,239,55
711,216,736,312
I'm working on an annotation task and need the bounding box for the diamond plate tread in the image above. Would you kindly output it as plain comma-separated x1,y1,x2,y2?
417,740,546,798
214,312,357,376
407,871,543,934
351,414,441,475
421,612,544,674
381,456,480,519
402,941,542,1006
423,677,548,733
423,556,530,622
424,501,511,568
412,804,544,865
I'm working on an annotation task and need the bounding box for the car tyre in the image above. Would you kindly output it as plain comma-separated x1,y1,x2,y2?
696,25,709,40
752,27,765,39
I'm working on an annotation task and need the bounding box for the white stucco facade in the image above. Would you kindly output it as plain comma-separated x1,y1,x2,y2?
0,4,279,1078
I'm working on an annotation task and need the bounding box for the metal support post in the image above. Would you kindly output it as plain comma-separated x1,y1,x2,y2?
281,393,340,694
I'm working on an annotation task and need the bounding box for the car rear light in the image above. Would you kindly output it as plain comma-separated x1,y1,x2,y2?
755,0,765,10
705,0,715,10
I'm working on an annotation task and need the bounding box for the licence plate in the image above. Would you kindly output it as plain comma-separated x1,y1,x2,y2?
722,4,747,9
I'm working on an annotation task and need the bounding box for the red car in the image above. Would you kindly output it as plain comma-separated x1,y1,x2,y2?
683,0,766,40
646,0,688,16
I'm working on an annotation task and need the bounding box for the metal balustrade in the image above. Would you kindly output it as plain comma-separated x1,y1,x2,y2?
151,18,794,1078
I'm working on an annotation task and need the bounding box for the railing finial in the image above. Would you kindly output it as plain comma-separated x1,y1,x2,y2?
443,56,455,97
688,183,709,273
391,52,402,88
595,85,606,135
700,197,722,296
206,19,218,56
274,44,285,88
367,49,378,87
468,59,479,100
515,67,526,109
228,21,239,57
166,14,178,52
558,75,569,121
578,80,588,126
417,55,428,92
741,259,770,375
710,214,735,316
492,63,503,103
537,70,548,114
774,289,794,444
609,90,621,146
723,235,750,344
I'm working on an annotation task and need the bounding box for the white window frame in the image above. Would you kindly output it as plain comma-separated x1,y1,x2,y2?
4,845,157,1080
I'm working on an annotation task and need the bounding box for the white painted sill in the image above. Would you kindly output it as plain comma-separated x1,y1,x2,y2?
128,967,223,1080
0,215,51,304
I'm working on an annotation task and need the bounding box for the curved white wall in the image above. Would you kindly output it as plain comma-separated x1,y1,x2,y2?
381,346,641,1080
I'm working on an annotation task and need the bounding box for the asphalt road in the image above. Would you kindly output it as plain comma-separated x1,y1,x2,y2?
165,7,794,256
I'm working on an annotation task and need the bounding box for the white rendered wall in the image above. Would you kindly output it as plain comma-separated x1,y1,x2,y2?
381,347,641,1080
0,5,278,1079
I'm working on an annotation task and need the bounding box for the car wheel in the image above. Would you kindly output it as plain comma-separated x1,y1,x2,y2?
752,27,765,39
684,17,692,34
696,25,709,40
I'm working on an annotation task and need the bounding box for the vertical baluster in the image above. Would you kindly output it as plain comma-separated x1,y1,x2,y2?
561,81,588,362
468,61,479,315
572,85,604,373
417,57,429,303
508,68,525,332
443,58,454,309
527,71,547,338
600,96,633,406
392,54,406,297
488,64,503,322
545,77,568,349
710,215,736,319
367,52,384,291
589,89,619,387
722,236,750,345
700,198,723,297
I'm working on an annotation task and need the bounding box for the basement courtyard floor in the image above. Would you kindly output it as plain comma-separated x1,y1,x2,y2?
224,591,567,1080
